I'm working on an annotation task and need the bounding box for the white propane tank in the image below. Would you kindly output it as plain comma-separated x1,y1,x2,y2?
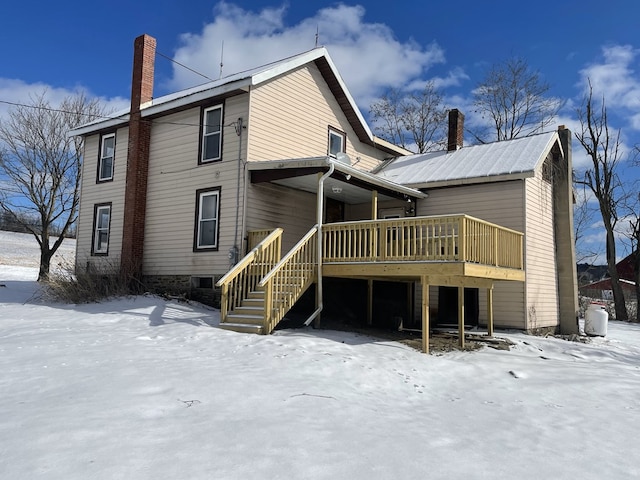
584,303,608,336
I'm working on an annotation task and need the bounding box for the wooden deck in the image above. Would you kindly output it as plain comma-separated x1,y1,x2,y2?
322,215,523,282
217,214,525,353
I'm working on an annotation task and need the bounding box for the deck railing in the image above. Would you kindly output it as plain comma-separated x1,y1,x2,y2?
216,228,283,323
259,226,318,334
323,215,523,270
247,229,274,250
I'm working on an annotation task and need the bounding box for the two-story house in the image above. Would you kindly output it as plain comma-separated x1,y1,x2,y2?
71,34,578,353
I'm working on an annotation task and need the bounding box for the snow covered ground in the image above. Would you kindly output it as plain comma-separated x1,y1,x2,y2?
1,232,640,479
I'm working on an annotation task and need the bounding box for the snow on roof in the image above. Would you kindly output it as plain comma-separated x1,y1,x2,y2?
70,47,376,146
375,131,561,188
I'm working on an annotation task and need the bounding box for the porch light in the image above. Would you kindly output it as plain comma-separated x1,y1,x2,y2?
332,186,343,194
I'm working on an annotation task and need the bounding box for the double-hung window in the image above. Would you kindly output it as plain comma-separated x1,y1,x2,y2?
200,105,223,163
98,133,115,182
328,127,345,158
194,187,221,250
92,203,111,255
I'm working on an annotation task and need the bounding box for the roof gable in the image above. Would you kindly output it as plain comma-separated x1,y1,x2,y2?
375,131,562,188
71,47,402,155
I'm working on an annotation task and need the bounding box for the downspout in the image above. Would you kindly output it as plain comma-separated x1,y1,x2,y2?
304,159,335,327
230,117,243,266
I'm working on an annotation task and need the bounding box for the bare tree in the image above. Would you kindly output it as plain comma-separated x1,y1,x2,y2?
624,150,640,321
0,91,106,281
573,185,599,264
472,56,561,142
626,210,640,322
370,82,448,153
574,81,628,321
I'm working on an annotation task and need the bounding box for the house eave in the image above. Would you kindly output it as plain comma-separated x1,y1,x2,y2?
248,157,427,202
405,171,536,190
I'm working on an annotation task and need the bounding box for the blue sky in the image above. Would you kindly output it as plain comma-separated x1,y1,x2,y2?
1,0,639,261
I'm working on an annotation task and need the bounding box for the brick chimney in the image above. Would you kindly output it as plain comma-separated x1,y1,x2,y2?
121,34,156,278
447,109,464,151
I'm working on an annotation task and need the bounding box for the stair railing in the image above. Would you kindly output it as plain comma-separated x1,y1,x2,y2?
215,228,283,323
259,226,318,334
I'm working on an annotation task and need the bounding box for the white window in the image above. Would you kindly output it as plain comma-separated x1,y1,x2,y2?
328,128,345,157
92,204,111,255
201,105,223,163
98,133,115,181
195,188,220,250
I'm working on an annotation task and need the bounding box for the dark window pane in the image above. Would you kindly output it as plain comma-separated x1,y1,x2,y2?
199,219,216,246
205,109,221,134
201,194,218,219
203,133,220,160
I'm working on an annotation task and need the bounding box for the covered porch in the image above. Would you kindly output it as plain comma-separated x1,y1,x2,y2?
217,158,525,353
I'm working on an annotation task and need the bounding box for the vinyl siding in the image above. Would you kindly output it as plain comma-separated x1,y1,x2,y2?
245,182,318,252
523,157,559,329
75,128,128,270
247,63,389,171
416,180,527,329
142,94,249,277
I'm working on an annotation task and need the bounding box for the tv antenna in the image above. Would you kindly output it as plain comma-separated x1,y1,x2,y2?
219,41,224,79
315,25,319,47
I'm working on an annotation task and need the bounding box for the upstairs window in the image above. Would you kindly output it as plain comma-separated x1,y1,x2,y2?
328,127,345,158
98,133,115,182
92,203,111,255
200,105,223,163
194,187,221,250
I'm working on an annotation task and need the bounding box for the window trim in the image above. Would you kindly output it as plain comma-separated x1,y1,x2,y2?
328,127,346,158
97,132,116,183
91,203,112,256
199,104,224,164
193,187,221,251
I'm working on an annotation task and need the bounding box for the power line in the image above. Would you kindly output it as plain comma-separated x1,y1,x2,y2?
0,99,123,121
156,51,215,82
0,99,240,131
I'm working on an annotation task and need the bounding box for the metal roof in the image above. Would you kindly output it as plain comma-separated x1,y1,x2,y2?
375,131,562,188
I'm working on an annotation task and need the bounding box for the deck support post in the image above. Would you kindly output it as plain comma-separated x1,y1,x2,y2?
367,279,374,326
367,189,378,325
371,190,378,220
487,285,494,337
458,285,465,348
421,276,430,354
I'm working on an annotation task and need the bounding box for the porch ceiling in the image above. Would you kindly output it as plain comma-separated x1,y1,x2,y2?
248,157,426,205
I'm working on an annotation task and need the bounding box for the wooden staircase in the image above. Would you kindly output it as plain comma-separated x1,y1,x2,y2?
222,289,266,334
216,227,318,335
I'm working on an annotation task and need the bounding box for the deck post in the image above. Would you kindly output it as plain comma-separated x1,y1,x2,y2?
421,276,430,354
371,190,378,220
367,279,373,326
487,285,494,337
458,285,465,348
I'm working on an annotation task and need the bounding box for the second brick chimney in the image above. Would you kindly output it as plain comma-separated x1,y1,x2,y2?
447,109,464,151
121,34,156,278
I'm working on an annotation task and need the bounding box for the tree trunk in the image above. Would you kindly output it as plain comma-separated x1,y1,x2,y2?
634,251,640,323
38,248,53,282
605,227,628,321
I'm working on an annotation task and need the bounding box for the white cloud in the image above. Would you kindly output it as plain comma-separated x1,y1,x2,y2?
578,44,640,129
168,2,445,109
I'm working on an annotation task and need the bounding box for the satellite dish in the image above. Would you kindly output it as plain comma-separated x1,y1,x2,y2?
335,152,351,165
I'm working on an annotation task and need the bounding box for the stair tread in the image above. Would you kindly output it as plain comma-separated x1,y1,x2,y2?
219,323,264,334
